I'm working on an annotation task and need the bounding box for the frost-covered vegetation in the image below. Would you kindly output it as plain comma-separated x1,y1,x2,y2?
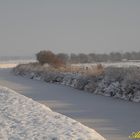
0,86,105,140
13,63,140,103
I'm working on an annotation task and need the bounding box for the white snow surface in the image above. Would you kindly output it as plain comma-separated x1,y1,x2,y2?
72,62,140,68
0,59,35,69
0,64,17,69
0,86,105,140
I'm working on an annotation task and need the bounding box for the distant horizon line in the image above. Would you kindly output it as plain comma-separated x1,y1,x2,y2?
0,50,140,58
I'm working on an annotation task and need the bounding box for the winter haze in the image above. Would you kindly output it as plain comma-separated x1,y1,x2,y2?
0,0,140,56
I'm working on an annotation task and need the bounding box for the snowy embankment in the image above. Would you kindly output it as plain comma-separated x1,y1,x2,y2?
13,64,140,102
0,86,105,140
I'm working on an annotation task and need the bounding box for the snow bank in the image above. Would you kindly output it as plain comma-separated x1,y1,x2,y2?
13,64,140,103
0,86,105,140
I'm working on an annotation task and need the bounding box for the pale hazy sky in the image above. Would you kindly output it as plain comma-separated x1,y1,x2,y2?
0,0,140,56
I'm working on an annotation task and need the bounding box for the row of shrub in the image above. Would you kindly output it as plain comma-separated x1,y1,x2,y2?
13,63,140,102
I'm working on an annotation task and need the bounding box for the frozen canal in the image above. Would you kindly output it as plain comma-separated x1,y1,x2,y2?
0,68,140,140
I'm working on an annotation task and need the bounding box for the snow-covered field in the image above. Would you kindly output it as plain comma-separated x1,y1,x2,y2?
0,59,35,68
0,63,17,68
0,86,105,140
0,59,140,68
1,60,140,69
72,62,140,68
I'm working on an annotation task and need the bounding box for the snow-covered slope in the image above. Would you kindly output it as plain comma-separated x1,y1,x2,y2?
0,86,105,140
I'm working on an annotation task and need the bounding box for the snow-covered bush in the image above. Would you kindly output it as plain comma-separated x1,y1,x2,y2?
95,81,122,97
121,67,140,102
84,75,102,93
71,76,88,90
61,74,73,86
94,67,140,101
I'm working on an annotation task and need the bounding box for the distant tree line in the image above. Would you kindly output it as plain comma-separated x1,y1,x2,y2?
36,50,140,65
56,51,140,63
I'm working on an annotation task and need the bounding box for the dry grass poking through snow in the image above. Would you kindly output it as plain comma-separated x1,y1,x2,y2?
15,62,104,76
49,63,104,76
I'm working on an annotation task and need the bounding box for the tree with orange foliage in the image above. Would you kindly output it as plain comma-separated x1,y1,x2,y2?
36,50,64,68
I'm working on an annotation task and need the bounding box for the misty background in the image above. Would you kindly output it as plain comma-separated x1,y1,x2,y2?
0,0,140,57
